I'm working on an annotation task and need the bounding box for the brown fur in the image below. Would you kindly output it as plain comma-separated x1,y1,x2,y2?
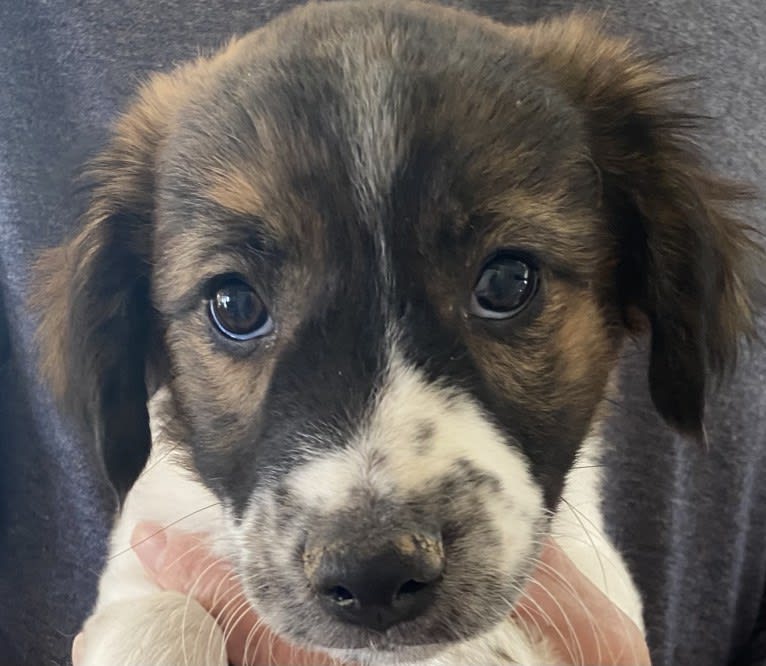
206,167,267,218
512,14,763,435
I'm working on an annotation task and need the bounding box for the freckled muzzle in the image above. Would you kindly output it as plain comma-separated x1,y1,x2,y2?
240,460,538,654
238,366,546,651
304,530,446,632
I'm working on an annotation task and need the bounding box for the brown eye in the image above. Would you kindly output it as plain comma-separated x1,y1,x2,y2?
209,278,273,340
470,253,539,319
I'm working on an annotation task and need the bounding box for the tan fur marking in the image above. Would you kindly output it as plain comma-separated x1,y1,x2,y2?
554,293,613,388
31,246,73,399
206,168,265,217
168,326,279,445
467,281,616,425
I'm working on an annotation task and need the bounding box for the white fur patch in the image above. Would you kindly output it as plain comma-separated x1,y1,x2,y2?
80,592,226,666
287,351,544,578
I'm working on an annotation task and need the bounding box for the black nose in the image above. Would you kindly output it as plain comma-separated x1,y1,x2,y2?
305,533,445,632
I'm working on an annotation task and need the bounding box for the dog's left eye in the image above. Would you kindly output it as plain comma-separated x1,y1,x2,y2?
208,278,273,340
470,252,539,319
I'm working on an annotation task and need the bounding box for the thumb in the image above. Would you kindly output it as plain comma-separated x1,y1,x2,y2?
131,523,239,617
131,523,341,665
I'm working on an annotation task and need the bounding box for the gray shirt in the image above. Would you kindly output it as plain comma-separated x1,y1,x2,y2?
0,1,764,664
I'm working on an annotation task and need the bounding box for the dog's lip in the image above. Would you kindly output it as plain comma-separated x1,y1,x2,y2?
298,605,502,652
345,637,446,650
324,632,455,655
280,607,469,652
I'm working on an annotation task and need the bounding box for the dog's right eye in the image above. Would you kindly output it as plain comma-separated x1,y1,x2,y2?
469,251,539,320
208,278,273,341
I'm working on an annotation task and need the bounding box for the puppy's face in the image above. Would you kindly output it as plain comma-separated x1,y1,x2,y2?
151,10,621,651
34,0,760,660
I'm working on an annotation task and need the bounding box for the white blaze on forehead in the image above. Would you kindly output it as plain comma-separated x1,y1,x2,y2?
286,353,543,570
340,29,405,217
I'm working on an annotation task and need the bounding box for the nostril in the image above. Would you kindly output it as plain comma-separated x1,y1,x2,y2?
323,585,356,607
308,532,444,630
395,579,429,600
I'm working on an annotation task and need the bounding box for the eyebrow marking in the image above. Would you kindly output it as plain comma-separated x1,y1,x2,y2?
206,166,265,217
155,223,284,318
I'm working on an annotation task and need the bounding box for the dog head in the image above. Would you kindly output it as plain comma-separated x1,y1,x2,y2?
34,0,762,659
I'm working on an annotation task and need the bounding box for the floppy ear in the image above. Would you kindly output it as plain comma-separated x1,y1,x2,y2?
518,16,763,441
32,67,202,501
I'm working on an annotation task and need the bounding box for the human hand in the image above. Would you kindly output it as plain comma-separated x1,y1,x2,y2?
73,524,342,666
73,526,649,665
513,540,651,666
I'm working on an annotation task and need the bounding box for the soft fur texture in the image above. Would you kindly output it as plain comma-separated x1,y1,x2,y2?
32,1,761,664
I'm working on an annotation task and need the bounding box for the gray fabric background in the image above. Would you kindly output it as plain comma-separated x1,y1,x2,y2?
0,1,763,664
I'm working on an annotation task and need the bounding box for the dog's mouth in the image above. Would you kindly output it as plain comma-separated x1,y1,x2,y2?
247,564,536,666
248,577,526,658
235,517,541,657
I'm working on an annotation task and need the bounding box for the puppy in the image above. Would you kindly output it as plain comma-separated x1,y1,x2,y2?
33,1,761,664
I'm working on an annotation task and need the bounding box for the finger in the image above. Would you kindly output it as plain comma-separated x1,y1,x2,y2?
131,523,237,616
131,523,341,665
514,540,651,666
72,633,85,666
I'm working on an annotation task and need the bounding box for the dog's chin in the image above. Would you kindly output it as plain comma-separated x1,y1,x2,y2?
287,625,482,666
330,642,453,666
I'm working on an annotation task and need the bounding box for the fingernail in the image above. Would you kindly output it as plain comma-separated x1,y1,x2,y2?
131,523,168,574
72,633,85,665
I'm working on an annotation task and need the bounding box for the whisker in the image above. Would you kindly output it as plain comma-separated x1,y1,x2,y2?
543,507,642,666
517,578,580,665
109,501,222,561
181,553,231,666
560,497,609,594
205,571,243,658
219,594,253,645
247,614,273,666
240,614,268,666
138,440,183,477
532,558,610,665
